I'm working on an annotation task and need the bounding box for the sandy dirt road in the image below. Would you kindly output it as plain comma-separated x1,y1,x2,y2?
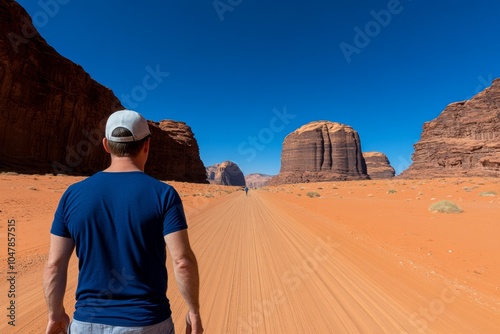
1,181,500,333
168,190,500,333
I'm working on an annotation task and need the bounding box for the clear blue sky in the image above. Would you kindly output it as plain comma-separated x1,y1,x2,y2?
16,0,500,176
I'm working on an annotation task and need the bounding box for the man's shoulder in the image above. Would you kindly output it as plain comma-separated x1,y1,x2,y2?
67,172,177,194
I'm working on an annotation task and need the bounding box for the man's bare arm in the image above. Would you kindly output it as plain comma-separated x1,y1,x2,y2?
44,234,74,333
165,229,203,334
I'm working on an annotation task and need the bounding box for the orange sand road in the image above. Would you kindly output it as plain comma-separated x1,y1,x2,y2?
167,190,500,333
1,175,500,333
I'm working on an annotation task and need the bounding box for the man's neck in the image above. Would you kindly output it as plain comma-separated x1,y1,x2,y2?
104,157,144,172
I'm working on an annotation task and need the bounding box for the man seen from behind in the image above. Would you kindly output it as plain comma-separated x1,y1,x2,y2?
43,109,203,334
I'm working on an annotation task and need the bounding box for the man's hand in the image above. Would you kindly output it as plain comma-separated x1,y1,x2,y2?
46,312,70,334
186,311,203,334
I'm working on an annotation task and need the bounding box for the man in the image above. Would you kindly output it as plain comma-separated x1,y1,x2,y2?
44,109,203,334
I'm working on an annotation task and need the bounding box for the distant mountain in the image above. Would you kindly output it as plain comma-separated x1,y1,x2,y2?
206,161,246,186
245,173,273,188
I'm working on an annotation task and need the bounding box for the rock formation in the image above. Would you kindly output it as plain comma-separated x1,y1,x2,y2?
206,161,246,186
0,0,207,183
268,121,368,185
245,173,273,188
401,78,500,178
147,121,208,183
363,152,395,179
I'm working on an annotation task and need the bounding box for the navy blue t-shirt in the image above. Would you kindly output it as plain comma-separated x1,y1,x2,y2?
51,171,188,326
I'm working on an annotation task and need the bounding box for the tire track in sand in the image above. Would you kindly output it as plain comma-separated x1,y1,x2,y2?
168,190,500,333
5,189,499,333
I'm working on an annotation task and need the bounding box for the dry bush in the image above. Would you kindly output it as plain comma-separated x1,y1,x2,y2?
429,200,463,214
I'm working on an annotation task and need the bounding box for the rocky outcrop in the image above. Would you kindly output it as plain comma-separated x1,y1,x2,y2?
245,173,273,188
206,161,246,186
363,152,395,179
147,121,208,183
0,0,207,183
400,78,500,178
268,121,368,185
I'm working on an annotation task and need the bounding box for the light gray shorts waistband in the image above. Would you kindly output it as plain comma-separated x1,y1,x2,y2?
69,317,175,334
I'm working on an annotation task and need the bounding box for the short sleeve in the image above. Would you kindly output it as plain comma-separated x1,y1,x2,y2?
50,191,72,238
163,188,188,236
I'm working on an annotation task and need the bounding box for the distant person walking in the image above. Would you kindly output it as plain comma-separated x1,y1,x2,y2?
44,110,203,334
245,186,249,196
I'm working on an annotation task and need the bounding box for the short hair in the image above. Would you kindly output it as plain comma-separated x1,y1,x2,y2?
107,127,150,157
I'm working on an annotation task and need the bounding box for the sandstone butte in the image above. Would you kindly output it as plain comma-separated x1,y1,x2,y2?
206,161,246,186
245,173,274,188
269,121,369,185
0,0,207,183
401,78,500,178
363,152,395,179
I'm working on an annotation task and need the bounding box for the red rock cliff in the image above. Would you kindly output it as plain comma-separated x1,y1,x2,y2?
401,78,500,178
269,121,368,185
363,152,395,179
0,0,207,183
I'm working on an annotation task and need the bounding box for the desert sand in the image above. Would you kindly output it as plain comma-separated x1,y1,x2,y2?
1,174,499,333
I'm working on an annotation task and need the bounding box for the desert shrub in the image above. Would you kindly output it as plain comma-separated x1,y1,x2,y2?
306,192,320,198
387,189,397,194
479,191,497,197
429,200,463,214
205,193,214,198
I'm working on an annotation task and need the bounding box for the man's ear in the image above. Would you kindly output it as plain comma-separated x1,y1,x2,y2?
103,138,111,153
143,137,151,154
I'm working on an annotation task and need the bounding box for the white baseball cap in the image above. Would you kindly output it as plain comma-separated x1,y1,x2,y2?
105,110,151,143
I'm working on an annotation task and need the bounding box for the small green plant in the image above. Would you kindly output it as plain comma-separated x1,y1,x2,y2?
479,191,497,197
306,192,320,198
205,193,214,198
429,200,463,214
387,189,397,194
